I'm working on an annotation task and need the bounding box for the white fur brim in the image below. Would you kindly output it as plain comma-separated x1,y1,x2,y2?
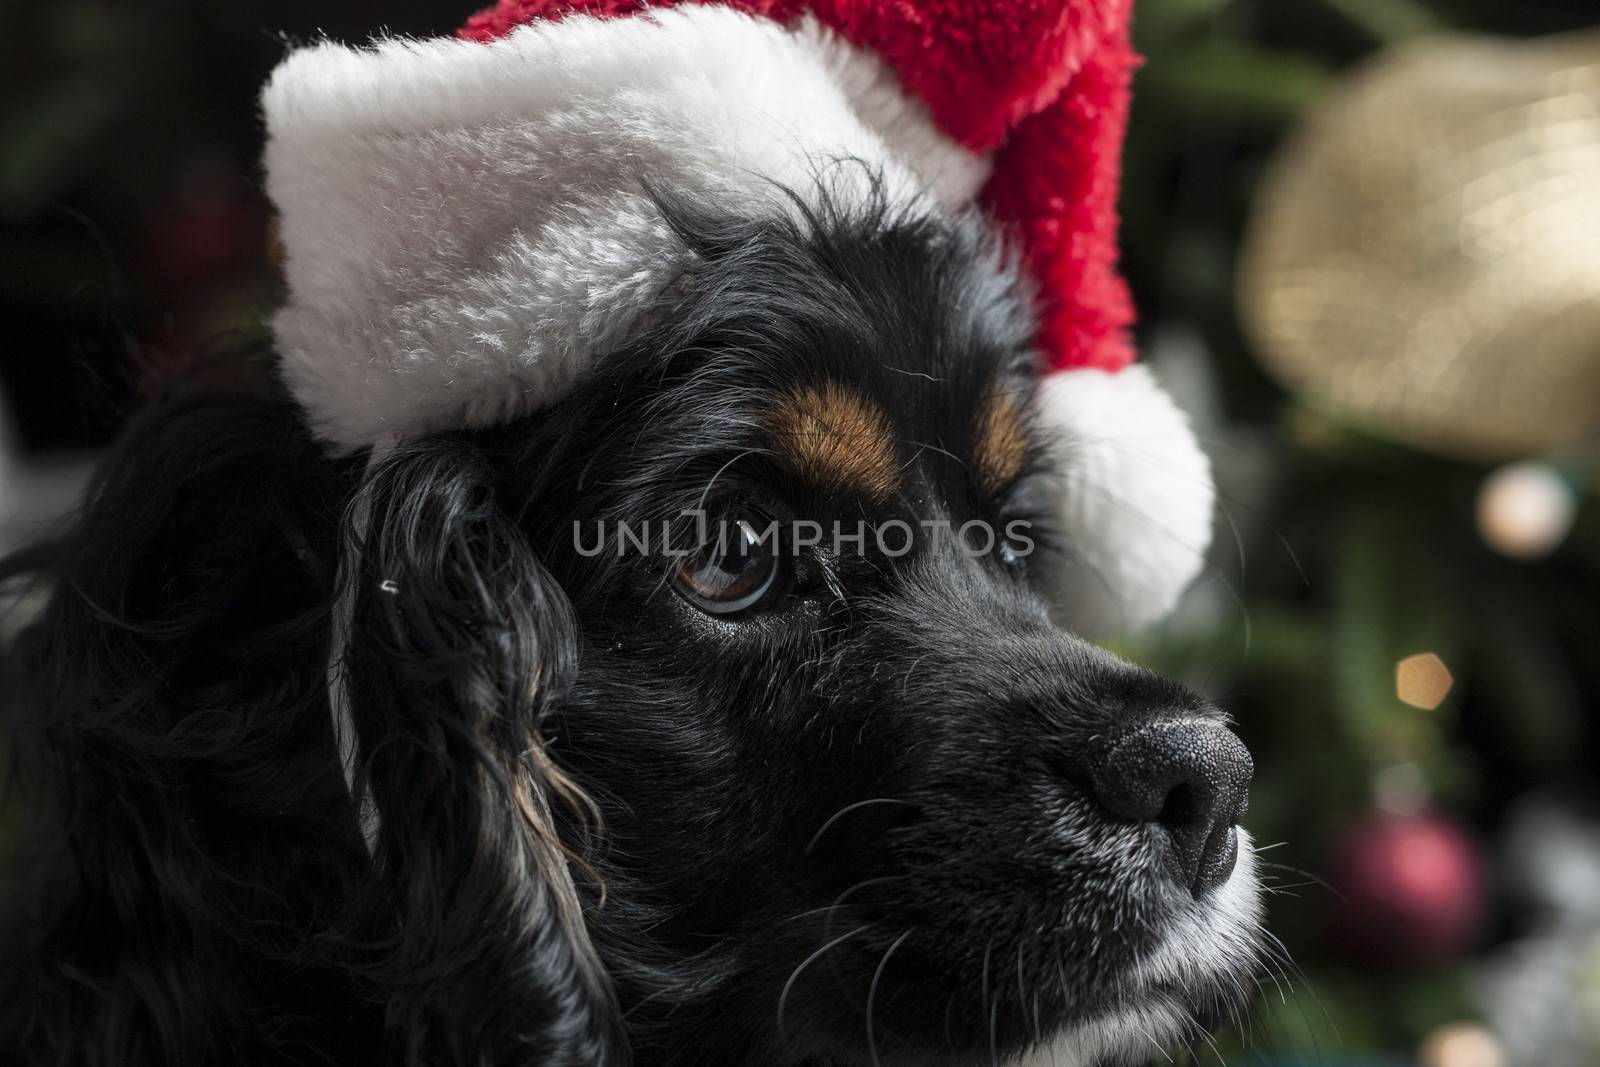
262,6,986,451
1036,366,1215,633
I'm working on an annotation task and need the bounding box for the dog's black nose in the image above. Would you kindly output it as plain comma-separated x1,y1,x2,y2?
1089,719,1253,897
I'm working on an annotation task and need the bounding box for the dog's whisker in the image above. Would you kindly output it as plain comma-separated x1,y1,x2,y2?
1259,927,1336,1042
1258,862,1344,901
979,937,997,1067
1135,1015,1175,1063
1195,1008,1229,1065
1258,949,1297,1001
1013,942,1038,1047
865,929,911,1067
905,439,969,472
804,798,917,855
989,996,1002,1067
776,922,873,1046
767,875,903,934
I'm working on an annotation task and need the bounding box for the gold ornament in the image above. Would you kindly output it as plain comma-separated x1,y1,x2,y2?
1239,31,1600,460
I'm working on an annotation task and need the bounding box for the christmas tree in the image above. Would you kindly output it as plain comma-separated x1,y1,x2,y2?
1118,1,1600,1062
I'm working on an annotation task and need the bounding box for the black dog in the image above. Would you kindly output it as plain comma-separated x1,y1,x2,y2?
0,191,1260,1066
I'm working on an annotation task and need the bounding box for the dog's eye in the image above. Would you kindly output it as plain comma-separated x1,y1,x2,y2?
672,509,784,616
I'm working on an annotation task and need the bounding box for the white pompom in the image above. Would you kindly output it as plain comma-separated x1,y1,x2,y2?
1035,365,1214,634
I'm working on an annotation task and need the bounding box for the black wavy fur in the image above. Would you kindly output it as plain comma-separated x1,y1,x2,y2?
1,182,1256,1066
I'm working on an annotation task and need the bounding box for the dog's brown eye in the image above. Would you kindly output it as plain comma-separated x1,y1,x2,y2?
672,509,784,616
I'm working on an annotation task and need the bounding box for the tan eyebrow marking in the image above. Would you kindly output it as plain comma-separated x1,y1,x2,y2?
765,381,900,500
973,388,1029,496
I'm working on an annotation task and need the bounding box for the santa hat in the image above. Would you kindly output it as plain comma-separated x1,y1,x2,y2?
262,0,1213,633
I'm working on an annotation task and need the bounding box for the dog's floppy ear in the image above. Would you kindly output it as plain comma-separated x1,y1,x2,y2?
340,435,623,1066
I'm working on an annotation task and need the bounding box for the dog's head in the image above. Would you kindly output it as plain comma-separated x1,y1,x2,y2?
326,193,1260,1066
3,10,1261,1064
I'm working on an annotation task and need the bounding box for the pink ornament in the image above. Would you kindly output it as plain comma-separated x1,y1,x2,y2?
1328,810,1487,968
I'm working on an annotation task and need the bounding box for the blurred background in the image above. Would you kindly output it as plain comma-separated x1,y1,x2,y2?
2,2,1598,1065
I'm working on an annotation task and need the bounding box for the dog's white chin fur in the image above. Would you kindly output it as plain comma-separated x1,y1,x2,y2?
1011,831,1263,1067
